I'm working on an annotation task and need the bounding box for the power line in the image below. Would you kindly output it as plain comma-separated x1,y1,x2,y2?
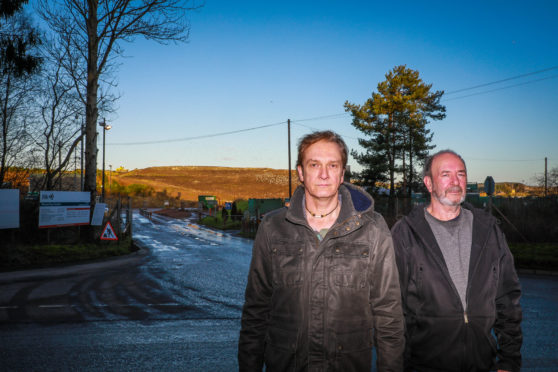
109,121,286,146
291,122,359,140
296,65,558,125
467,157,545,162
109,114,355,146
445,65,558,95
291,113,350,122
443,74,558,102
108,65,558,146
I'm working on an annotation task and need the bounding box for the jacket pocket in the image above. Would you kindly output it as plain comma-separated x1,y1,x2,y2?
271,240,304,288
468,320,497,370
331,328,373,371
329,243,369,289
264,326,297,371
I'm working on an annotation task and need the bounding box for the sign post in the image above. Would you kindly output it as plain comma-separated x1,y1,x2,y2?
484,176,495,214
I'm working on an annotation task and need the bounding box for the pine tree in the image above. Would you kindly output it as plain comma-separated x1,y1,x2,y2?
344,65,445,202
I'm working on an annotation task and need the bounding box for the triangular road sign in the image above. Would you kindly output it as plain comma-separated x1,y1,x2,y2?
100,221,118,241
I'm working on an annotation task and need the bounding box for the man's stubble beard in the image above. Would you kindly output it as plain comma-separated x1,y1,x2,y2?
432,185,466,207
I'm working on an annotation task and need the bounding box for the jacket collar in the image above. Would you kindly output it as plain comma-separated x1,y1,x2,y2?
286,182,374,228
404,202,494,243
404,202,496,292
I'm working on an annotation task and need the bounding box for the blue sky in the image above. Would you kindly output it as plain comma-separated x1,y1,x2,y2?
97,0,557,184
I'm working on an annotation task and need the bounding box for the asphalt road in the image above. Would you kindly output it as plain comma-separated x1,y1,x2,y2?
0,211,557,371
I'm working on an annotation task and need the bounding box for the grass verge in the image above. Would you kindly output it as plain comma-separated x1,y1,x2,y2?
199,215,242,231
509,242,558,271
0,237,137,272
2,233,555,273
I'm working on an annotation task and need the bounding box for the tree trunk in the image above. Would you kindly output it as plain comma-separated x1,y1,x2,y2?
0,75,11,186
84,1,100,240
402,151,407,196
408,129,413,197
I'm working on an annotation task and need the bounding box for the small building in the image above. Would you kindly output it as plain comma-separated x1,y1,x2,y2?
198,195,218,215
466,182,479,193
248,198,284,221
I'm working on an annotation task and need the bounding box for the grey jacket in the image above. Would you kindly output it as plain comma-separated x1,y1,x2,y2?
238,183,405,371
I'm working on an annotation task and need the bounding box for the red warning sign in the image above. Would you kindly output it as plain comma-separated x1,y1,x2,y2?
100,221,118,241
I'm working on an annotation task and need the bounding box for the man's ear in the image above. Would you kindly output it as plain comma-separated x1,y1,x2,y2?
297,165,304,183
424,176,433,193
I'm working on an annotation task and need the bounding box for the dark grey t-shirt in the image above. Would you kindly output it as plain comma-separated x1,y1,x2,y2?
424,207,473,308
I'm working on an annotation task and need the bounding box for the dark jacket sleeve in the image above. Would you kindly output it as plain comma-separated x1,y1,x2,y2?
390,219,415,372
493,227,523,372
238,223,273,371
370,216,405,372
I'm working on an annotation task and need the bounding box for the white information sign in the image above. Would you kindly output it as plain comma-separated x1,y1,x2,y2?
39,191,90,228
0,189,19,229
90,203,106,226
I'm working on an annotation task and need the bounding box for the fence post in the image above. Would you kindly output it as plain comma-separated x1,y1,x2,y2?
128,196,132,239
116,199,121,244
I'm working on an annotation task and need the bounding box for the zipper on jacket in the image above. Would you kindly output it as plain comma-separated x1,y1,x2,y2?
463,311,469,324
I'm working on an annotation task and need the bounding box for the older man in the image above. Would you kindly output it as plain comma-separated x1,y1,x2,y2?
392,149,522,372
239,130,404,371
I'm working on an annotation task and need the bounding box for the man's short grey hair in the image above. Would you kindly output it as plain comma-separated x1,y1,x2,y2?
423,149,467,178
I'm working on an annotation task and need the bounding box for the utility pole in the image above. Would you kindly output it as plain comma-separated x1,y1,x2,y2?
81,120,84,191
74,145,77,190
102,119,106,201
288,119,292,198
58,141,62,190
544,156,548,196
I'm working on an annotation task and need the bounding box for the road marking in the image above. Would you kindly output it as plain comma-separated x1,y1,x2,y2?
0,305,18,309
38,304,66,308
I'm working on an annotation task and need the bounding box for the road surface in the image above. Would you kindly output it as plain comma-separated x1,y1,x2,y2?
0,210,556,371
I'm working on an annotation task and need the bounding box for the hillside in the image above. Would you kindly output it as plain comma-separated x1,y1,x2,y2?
111,166,302,202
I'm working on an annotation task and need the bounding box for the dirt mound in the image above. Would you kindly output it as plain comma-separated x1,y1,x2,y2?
112,166,301,202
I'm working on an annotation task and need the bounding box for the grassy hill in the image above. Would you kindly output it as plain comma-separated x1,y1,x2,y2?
111,166,302,202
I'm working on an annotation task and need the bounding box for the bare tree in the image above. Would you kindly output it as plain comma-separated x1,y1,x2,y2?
36,0,200,227
0,10,41,187
29,36,85,191
535,167,558,195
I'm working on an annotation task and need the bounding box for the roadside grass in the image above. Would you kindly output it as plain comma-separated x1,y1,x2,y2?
2,227,555,273
235,200,249,212
199,214,241,231
509,242,558,271
0,237,137,272
194,216,558,272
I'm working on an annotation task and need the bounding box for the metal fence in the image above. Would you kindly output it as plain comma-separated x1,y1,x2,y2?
376,194,558,243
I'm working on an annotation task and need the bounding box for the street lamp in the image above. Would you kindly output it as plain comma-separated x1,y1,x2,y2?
99,118,112,202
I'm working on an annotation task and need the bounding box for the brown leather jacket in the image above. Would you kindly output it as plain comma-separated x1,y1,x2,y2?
238,183,404,371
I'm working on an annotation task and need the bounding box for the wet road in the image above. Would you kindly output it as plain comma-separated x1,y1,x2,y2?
0,211,252,371
0,210,557,371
